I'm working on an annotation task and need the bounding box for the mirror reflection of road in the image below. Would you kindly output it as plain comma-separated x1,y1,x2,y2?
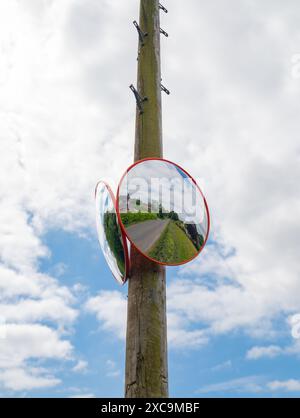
126,219,170,253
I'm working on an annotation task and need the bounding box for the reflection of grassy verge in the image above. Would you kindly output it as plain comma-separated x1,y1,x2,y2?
148,220,197,263
104,212,125,274
120,212,157,227
173,221,204,250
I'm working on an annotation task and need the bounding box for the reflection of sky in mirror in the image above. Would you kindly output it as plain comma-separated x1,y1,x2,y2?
95,183,125,284
119,160,208,230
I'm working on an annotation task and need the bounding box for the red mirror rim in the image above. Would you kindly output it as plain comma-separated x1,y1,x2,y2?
95,180,130,285
116,158,210,267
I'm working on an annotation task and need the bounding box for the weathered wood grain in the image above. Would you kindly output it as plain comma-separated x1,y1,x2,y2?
125,0,168,398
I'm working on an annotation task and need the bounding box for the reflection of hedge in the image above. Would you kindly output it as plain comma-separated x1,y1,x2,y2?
148,221,197,263
158,209,180,221
174,221,204,251
104,212,125,275
185,223,204,250
120,212,157,227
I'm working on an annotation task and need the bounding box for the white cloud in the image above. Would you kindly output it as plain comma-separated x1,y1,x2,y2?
167,276,276,340
163,0,300,344
246,345,283,360
167,312,209,349
69,393,95,398
0,0,136,393
0,0,139,389
197,376,300,395
0,323,72,391
106,360,121,378
246,339,300,360
0,324,72,369
267,379,300,392
289,313,300,339
85,291,127,340
166,233,300,342
0,298,77,324
0,265,77,390
197,376,263,394
0,367,60,391
72,360,88,373
211,360,232,372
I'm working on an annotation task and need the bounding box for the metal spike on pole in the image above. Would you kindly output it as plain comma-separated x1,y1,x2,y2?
125,0,168,398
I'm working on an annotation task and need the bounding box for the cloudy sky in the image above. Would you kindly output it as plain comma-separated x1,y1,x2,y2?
0,0,300,397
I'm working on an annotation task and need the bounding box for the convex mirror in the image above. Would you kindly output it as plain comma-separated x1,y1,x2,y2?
95,181,130,284
116,158,209,266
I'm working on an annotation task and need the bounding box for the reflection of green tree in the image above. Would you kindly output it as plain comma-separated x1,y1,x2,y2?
104,212,125,275
158,204,163,219
169,211,179,221
158,207,179,221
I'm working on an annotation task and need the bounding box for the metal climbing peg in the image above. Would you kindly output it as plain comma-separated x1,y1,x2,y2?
161,84,170,95
159,3,168,13
133,20,148,46
160,28,169,38
129,84,148,114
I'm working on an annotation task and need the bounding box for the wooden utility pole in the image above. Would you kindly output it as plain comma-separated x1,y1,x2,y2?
125,0,168,398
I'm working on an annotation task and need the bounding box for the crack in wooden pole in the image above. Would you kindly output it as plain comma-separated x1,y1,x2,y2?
125,0,168,398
